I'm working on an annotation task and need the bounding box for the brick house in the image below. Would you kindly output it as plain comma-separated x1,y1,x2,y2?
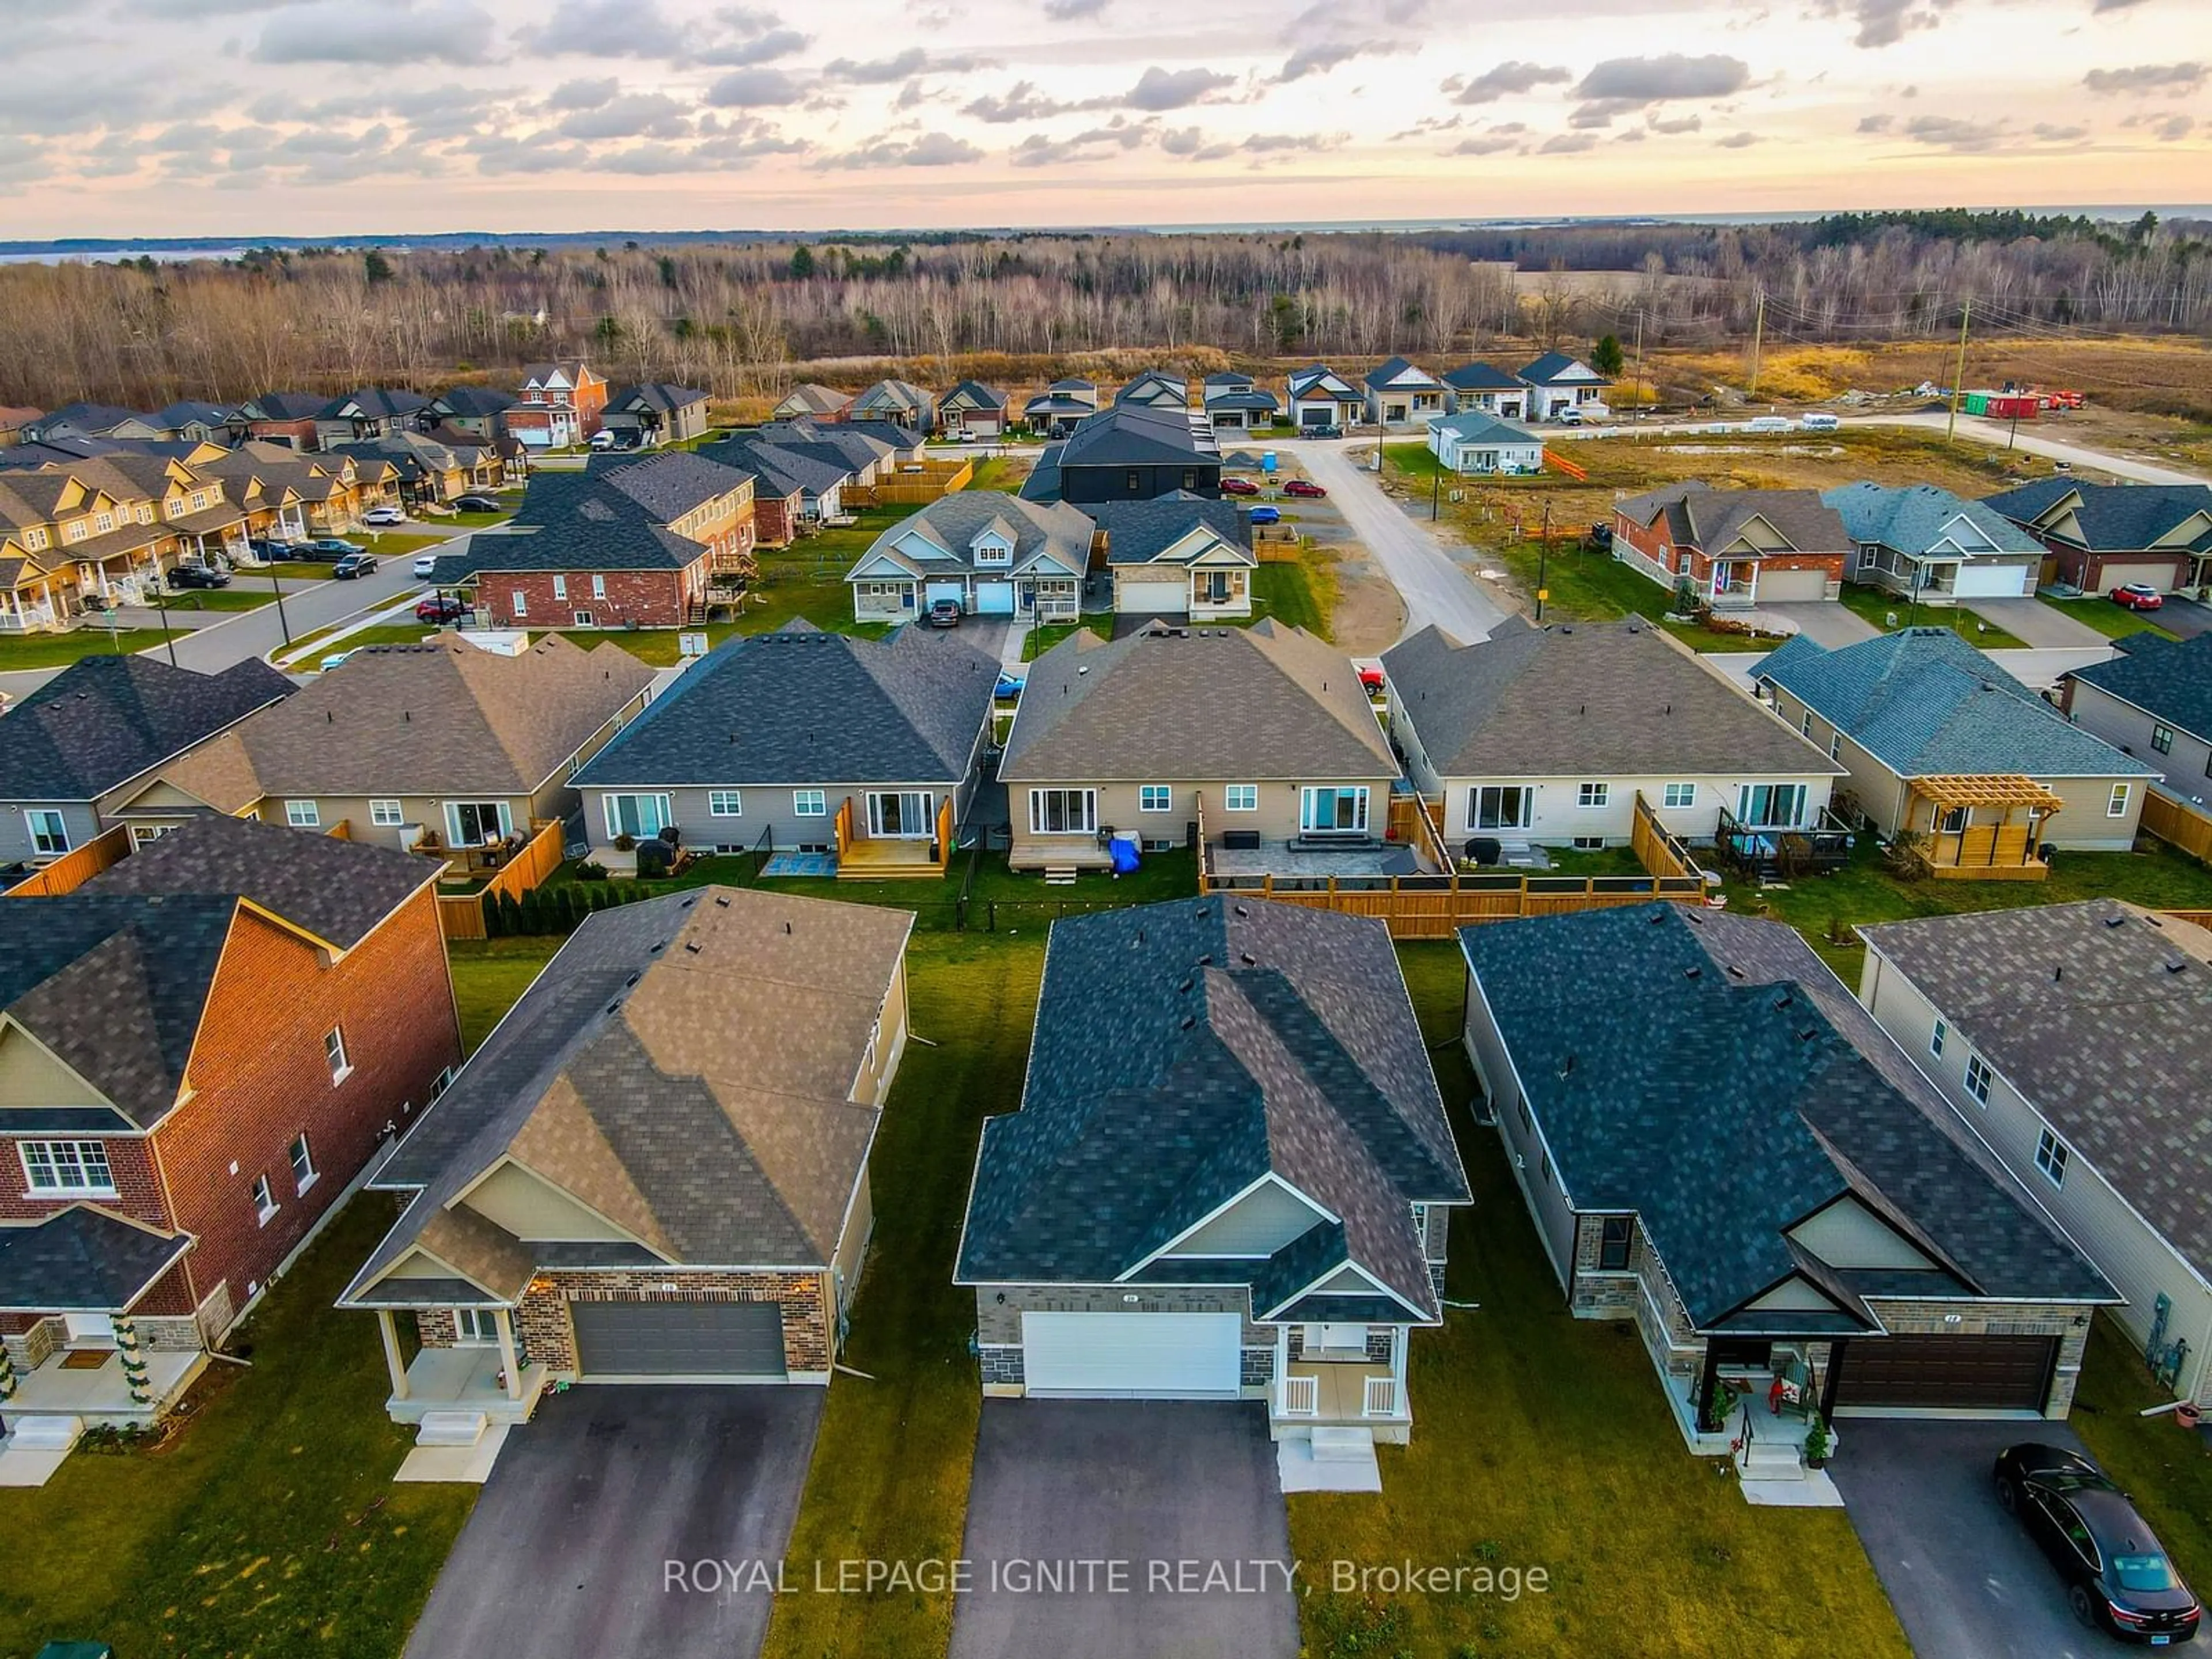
342,887,911,1433
1614,483,1850,608
313,388,434,452
230,392,328,450
438,451,755,629
0,815,460,1437
1982,479,2212,597
505,361,609,450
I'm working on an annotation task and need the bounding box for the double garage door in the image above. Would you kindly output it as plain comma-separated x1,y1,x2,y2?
1118,578,1188,616
1832,1334,2056,1412
1021,1311,1242,1399
1750,566,1832,603
569,1300,787,1380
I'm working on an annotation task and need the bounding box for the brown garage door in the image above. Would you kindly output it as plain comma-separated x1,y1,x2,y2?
1832,1334,2056,1411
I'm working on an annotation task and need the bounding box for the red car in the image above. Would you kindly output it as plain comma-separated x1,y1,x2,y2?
1283,479,1328,499
1358,665,1386,692
2111,583,2165,612
1220,476,1261,496
415,594,468,623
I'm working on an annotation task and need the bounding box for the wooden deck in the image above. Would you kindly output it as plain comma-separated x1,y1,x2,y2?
1008,835,1113,872
838,838,945,879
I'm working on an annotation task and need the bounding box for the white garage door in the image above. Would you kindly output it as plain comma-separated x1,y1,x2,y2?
974,579,1016,615
1021,1311,1242,1399
1955,561,2034,599
1753,566,1832,603
924,579,965,607
1119,578,1188,615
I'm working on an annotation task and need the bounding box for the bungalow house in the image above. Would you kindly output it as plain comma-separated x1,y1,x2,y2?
1461,903,2115,1465
341,887,909,1432
1115,370,1188,409
333,430,494,507
427,385,516,441
1021,378,1097,439
232,392,328,450
313,389,433,450
1982,480,2212,596
1613,483,1850,608
0,815,461,1442
600,384,713,449
937,381,1009,440
849,378,934,433
1516,352,1611,421
425,421,528,486
698,434,848,543
573,622,995,873
200,443,383,538
846,490,1089,623
1857,902,2212,1408
771,383,851,422
21,405,164,444
1048,404,1221,505
1363,357,1447,427
1755,628,2156,869
1823,482,2043,603
754,418,905,487
505,361,609,450
1201,372,1281,432
111,636,656,857
1426,411,1545,478
1286,365,1365,433
152,402,234,445
1382,618,1842,856
439,451,756,629
956,896,1468,1463
1092,493,1255,620
0,655,291,868
2061,632,2212,803
1001,620,1399,873
0,407,41,448
1440,362,1529,420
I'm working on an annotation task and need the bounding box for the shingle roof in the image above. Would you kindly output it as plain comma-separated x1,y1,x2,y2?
696,434,846,499
437,452,748,579
1002,620,1394,783
1983,480,2212,552
319,388,430,421
1088,493,1251,566
154,400,233,430
0,1205,192,1314
347,888,911,1301
1617,482,1849,554
1823,482,2043,558
1859,901,2212,1277
1427,411,1543,448
1441,362,1524,391
942,380,1007,411
1203,388,1280,414
0,656,291,803
1756,628,2154,779
1460,904,2113,1328
609,382,710,415
2067,631,2212,743
774,384,852,416
956,897,1468,1317
1058,404,1220,468
1363,355,1442,391
243,391,328,422
1517,351,1605,385
849,490,1093,582
1384,618,1842,779
574,622,994,789
1115,370,1188,405
432,385,516,418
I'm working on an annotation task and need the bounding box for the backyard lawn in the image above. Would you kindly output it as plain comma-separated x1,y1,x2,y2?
448,937,563,1049
0,627,169,670
1252,545,1338,638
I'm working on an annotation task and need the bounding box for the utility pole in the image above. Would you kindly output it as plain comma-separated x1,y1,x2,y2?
1746,290,1766,402
1431,467,1441,521
1535,499,1552,624
1945,297,1972,445
270,567,293,646
1632,309,1646,413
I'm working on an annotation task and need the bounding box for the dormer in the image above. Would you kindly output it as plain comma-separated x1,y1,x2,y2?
971,524,1015,566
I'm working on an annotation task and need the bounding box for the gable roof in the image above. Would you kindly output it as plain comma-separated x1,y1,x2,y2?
1002,619,1394,783
431,385,516,418
2067,631,2212,743
438,452,749,579
1983,480,2212,552
696,434,844,499
608,382,709,416
773,384,851,416
0,656,292,803
1859,901,2212,1277
850,490,1093,581
319,388,430,422
1427,411,1542,448
0,1205,192,1315
1087,492,1251,566
1384,618,1842,779
1287,365,1362,401
1756,628,2154,779
574,622,994,789
1822,483,2043,558
956,896,1468,1317
1441,361,1524,392
347,887,911,1298
1517,351,1607,385
1363,355,1442,392
1058,403,1220,469
1617,482,1849,554
1460,904,2113,1329
240,391,328,422
941,380,1007,411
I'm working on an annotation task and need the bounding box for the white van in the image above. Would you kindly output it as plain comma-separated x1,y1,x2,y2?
1745,415,1793,434
1800,412,1841,432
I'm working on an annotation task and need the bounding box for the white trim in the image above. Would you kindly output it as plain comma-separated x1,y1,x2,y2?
1115,1172,1338,1281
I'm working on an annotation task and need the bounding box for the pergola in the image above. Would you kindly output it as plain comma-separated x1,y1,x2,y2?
1911,773,2064,873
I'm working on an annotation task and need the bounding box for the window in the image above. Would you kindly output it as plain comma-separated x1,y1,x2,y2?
1028,788,1097,835
551,574,567,601
1469,785,1532,831
449,800,509,845
1300,786,1370,835
289,1134,317,1194
2107,783,2132,819
573,611,594,627
590,574,607,600
452,1307,499,1345
1930,1018,1948,1058
1964,1052,1993,1105
1828,732,1843,760
369,798,404,827
20,1139,115,1195
1139,785,1173,813
24,809,70,857
1125,471,1141,492
252,1174,278,1225
1597,1216,1634,1272
2152,725,2175,755
867,791,934,838
1737,782,1808,829
793,789,827,817
1662,783,1696,810
602,793,670,841
1575,782,1611,809
130,824,175,847
1225,785,1259,812
94,511,115,534
1571,835,1604,850
974,539,1010,566
2035,1128,2069,1189
707,790,743,817
1800,711,1813,738
284,799,320,828
324,1026,351,1084
510,589,527,617
1940,805,1969,835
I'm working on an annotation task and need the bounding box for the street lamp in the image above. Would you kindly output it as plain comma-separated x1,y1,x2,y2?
270,565,292,646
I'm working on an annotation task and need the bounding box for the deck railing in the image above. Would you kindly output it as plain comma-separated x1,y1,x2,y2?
2,824,132,897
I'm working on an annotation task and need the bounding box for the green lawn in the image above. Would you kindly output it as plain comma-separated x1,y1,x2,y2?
1252,547,1338,638
360,532,445,558
965,456,1031,493
1293,942,1912,1659
1022,621,1107,661
0,1194,474,1659
149,589,281,615
1490,536,1791,654
2036,594,2179,644
2070,1316,2212,1600
448,938,563,1049
256,561,346,581
0,627,170,669
1835,584,2029,650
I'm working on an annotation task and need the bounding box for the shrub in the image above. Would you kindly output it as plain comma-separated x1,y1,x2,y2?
575,860,609,882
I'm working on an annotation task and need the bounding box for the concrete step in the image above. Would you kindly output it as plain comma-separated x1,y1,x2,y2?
416,1409,490,1447
5,1414,85,1451
1310,1426,1376,1464
1738,1438,1806,1480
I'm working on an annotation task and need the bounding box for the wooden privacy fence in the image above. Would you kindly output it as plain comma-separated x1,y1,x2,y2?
3,824,130,896
437,820,567,941
2141,789,2212,865
849,459,975,506
1199,870,1707,940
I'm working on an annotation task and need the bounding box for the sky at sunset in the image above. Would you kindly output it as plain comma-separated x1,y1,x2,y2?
3,0,2209,237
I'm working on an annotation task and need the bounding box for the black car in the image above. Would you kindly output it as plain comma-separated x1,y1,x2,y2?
925,597,963,628
252,537,306,560
331,553,378,580
1995,1444,2201,1644
168,563,230,590
454,494,504,513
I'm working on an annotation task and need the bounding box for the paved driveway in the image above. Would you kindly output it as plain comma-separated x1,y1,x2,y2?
950,1401,1298,1659
2158,594,2212,640
1761,601,1880,647
403,1386,824,1659
1831,1419,2135,1659
1969,597,2110,649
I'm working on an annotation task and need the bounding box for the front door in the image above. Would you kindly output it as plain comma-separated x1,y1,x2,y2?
868,791,934,838
64,1312,116,1347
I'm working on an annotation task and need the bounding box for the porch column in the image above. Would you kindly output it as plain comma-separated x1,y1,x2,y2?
495,1307,524,1400
0,1337,17,1400
1274,1324,1289,1415
377,1309,411,1401
115,1316,153,1406
1391,1328,1409,1415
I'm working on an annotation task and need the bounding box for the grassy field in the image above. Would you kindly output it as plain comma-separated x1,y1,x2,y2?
1252,544,1339,638
0,627,169,670
965,454,1033,492
2036,594,2180,644
2070,1316,2212,1600
1835,584,2030,649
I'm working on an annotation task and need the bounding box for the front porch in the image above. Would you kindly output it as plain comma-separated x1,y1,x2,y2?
2,1344,206,1430
374,1309,550,1426
1272,1359,1408,1439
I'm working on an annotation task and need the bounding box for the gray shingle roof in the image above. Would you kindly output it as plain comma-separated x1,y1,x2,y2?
1617,482,1849,555
1383,618,1842,779
955,897,1468,1317
942,380,1007,411
1002,620,1395,783
242,391,328,421
1088,493,1251,566
608,382,709,415
574,622,994,789
432,385,516,418
1058,404,1220,468
319,388,430,421
1426,411,1541,448
1756,628,2155,779
696,434,846,499
1823,482,2043,558
1442,362,1524,391
1983,480,2212,552
0,655,291,804
1460,904,2114,1328
2067,631,2212,743
1859,900,2212,1277
1363,355,1442,392
0,1205,191,1314
849,490,1093,582
1517,351,1605,385
436,452,748,579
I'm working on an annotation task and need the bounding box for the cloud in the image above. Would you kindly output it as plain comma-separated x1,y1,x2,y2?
1043,0,1109,15
822,49,997,84
2148,112,2195,141
2082,62,2207,96
1012,122,1149,167
705,67,807,107
1158,126,1235,160
1715,130,1760,147
515,0,687,57
1451,61,1571,105
1574,54,1751,103
1243,131,1342,153
555,92,693,141
963,81,1079,123
2031,122,2088,141
1812,0,1959,50
817,130,982,168
1647,113,1703,134
546,77,619,111
467,135,590,175
1898,113,2004,150
1614,128,1645,143
1539,132,1597,153
698,28,811,67
1857,112,1892,132
1125,66,1238,110
1279,40,1407,82
2091,0,2152,9
1448,133,1521,154
254,0,497,66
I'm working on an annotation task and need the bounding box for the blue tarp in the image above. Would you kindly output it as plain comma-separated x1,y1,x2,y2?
1108,835,1141,875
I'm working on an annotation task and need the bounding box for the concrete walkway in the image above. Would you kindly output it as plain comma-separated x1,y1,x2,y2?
1757,602,1878,648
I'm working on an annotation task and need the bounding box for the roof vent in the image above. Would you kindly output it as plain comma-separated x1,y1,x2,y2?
1797,1026,1820,1043
1772,991,1793,1010
1179,976,1194,994
681,895,698,908
2166,960,2190,975
1558,1053,1577,1079
1684,965,1702,979
605,1000,623,1016
714,895,730,907
1198,953,1214,965
2105,915,2126,928
1726,965,1747,980
2054,964,2063,982
783,920,793,935
1240,952,1256,965
683,942,700,954
625,973,641,987
1179,1015,1196,1031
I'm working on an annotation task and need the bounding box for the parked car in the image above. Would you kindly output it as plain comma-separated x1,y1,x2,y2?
332,553,378,580
319,652,352,672
412,552,441,579
167,563,231,590
2111,584,2165,612
925,597,963,628
1556,408,1585,426
362,505,407,526
1247,505,1282,526
454,494,503,512
993,671,1026,700
1801,412,1842,432
1358,665,1385,693
1307,424,1343,440
1220,476,1262,496
589,430,618,449
304,538,362,559
1283,479,1327,499
1995,1443,2200,1644
415,594,468,623
251,536,306,560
